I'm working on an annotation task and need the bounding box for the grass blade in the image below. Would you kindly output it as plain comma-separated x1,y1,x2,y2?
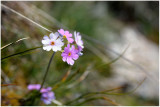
52,66,72,90
65,68,81,83
52,67,82,91
1,4,52,33
65,77,146,105
61,66,72,82
96,44,130,68
1,46,42,61
67,64,93,89
1,37,29,50
73,96,119,106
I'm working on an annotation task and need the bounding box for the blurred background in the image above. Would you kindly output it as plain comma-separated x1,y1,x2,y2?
1,1,159,106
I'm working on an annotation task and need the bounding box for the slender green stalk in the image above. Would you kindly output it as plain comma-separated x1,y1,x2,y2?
1,37,29,50
1,46,42,61
65,77,146,105
73,96,118,106
52,66,72,90
39,52,55,91
65,68,81,83
76,97,104,106
96,44,130,68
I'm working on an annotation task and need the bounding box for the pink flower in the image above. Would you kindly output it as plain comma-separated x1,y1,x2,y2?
61,44,79,65
27,84,41,90
41,91,55,105
58,29,74,43
40,87,52,93
40,87,55,105
27,84,55,105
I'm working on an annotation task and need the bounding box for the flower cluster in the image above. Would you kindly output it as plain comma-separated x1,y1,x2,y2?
42,29,84,65
28,84,55,105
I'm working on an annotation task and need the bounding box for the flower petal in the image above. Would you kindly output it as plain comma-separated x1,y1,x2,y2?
65,31,69,34
43,46,52,51
28,84,41,90
67,57,74,65
71,45,75,50
72,54,79,60
67,37,74,43
55,38,64,46
42,39,50,45
43,35,49,40
62,56,67,62
67,33,72,37
58,29,64,35
49,33,58,40
52,46,59,52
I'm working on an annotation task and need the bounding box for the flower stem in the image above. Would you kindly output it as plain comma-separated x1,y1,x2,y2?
39,52,55,91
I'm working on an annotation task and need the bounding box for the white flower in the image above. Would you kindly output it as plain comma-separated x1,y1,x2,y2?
42,32,64,52
74,31,84,48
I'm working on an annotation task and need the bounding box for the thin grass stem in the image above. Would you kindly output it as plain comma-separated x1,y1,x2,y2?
52,68,80,91
1,46,42,61
52,66,72,90
1,37,29,50
73,96,119,106
96,44,130,68
1,4,52,33
65,77,146,105
39,52,55,91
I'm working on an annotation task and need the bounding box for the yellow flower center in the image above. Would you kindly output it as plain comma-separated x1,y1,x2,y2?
68,52,71,56
51,41,55,45
63,35,66,38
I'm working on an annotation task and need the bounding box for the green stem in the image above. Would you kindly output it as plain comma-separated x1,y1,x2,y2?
65,77,146,105
39,52,55,91
76,97,103,106
1,46,42,61
75,96,118,106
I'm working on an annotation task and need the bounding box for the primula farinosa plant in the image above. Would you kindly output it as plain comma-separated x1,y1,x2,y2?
42,29,84,65
22,29,84,105
17,29,84,106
